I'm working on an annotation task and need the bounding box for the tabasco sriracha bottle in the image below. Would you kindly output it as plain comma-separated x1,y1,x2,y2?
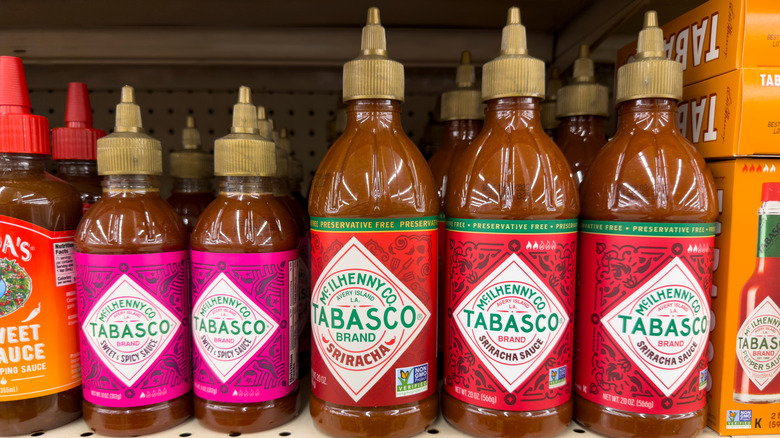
308,7,439,438
734,182,780,404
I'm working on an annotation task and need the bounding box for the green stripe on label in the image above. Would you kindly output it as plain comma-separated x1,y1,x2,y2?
311,216,438,232
445,218,578,234
579,220,716,237
438,212,445,222
757,215,780,258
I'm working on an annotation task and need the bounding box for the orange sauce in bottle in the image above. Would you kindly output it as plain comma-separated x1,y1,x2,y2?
0,57,83,436
442,9,578,438
574,13,717,438
553,46,608,185
308,9,439,438
167,116,214,232
427,50,483,372
75,87,191,436
190,88,301,433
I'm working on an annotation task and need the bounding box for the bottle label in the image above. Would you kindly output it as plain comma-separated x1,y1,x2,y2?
191,249,299,403
437,212,446,355
444,218,577,411
297,232,311,356
76,250,190,408
757,214,780,258
0,216,81,401
736,297,780,390
575,220,715,415
310,217,436,406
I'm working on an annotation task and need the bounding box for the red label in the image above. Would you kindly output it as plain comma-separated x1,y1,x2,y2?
444,218,577,411
0,216,81,401
575,220,716,415
310,217,436,406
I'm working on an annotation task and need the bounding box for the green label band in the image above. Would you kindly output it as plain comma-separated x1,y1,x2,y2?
445,218,578,234
579,220,716,237
757,215,780,258
311,216,438,232
438,212,445,222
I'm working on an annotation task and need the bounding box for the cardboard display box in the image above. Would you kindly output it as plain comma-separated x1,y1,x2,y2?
707,158,780,435
616,0,780,87
677,68,780,159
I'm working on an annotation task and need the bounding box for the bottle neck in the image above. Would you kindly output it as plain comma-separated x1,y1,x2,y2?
616,98,680,135
56,160,98,178
483,97,544,133
274,177,291,196
0,153,48,178
102,175,160,197
558,115,606,139
172,177,212,194
344,99,404,132
756,202,780,264
219,176,274,195
443,119,484,144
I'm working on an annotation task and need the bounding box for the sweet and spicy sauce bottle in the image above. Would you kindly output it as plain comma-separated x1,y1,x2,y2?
308,8,439,438
442,8,579,438
167,116,214,232
574,12,717,438
75,86,191,436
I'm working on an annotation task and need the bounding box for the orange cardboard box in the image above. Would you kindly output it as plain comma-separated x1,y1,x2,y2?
676,68,780,159
616,0,780,86
707,158,780,435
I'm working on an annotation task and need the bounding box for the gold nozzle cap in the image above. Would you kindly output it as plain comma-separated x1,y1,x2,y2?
482,7,545,101
97,86,162,175
276,127,291,178
213,86,276,177
343,7,404,102
257,106,274,140
170,116,212,179
541,67,562,129
441,51,484,121
556,45,609,118
616,11,682,103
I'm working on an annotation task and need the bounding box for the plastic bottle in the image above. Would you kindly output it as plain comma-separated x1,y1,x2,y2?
541,67,562,138
75,86,191,436
442,9,578,438
167,116,214,232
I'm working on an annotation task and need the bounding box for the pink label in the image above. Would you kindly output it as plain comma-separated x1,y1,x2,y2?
191,249,299,403
75,250,191,408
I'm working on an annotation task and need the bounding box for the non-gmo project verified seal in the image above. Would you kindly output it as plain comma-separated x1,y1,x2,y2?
726,410,752,429
396,364,428,397
549,366,566,389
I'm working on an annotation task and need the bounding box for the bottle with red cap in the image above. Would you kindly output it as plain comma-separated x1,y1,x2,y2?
0,56,83,435
734,182,780,404
52,82,106,214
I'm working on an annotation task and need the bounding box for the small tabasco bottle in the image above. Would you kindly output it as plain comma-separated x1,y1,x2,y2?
167,116,214,232
554,45,608,185
0,56,83,436
442,8,579,438
75,86,192,436
427,50,483,373
52,82,106,214
541,67,562,138
190,87,301,433
574,12,717,438
734,182,780,404
308,8,439,438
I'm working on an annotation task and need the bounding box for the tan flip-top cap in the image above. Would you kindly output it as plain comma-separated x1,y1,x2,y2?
170,116,212,179
257,106,274,140
616,11,682,103
482,7,545,101
556,46,609,118
214,86,276,177
541,67,562,130
290,154,303,184
276,128,291,179
441,51,484,121
343,8,404,102
97,86,162,175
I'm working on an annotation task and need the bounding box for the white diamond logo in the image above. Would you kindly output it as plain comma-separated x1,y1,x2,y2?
603,257,709,397
192,273,280,383
736,297,780,390
311,237,430,402
453,253,569,392
82,274,180,387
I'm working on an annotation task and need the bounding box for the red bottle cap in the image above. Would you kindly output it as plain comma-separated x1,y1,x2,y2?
52,82,105,160
762,182,780,202
0,56,49,154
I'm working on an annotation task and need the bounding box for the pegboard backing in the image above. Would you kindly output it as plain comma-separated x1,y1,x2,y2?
32,88,439,198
